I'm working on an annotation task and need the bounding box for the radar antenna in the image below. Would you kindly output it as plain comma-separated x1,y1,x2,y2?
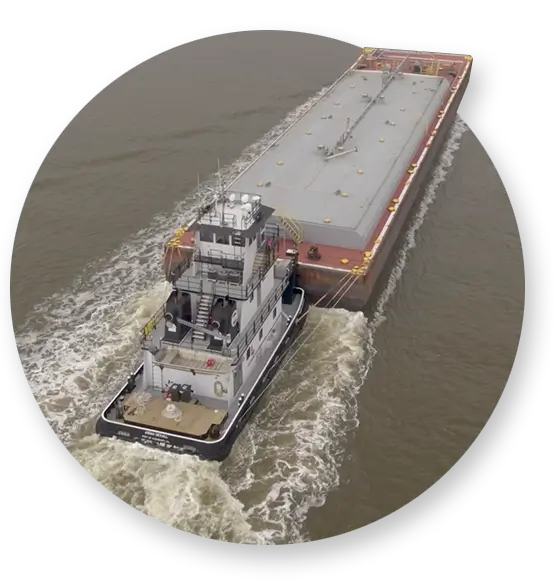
217,158,226,225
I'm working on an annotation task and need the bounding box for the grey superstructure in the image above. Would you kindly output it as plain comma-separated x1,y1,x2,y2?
229,69,451,249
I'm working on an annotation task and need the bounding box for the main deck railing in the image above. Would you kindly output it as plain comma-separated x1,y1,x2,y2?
222,259,294,361
193,248,244,271
141,305,165,339
175,235,277,299
195,197,263,231
166,252,192,283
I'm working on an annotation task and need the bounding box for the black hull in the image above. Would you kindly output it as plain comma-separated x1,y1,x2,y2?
95,292,309,461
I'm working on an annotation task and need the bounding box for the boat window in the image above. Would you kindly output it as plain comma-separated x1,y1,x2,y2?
273,307,277,318
259,329,263,340
216,236,229,245
200,231,214,243
247,347,251,359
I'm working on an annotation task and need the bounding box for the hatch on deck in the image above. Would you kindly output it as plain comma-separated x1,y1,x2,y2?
228,69,450,250
123,392,226,438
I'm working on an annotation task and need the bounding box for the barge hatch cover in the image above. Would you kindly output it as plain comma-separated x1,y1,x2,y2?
229,69,450,250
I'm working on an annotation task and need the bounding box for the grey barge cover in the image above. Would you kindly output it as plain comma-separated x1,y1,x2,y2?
165,47,473,309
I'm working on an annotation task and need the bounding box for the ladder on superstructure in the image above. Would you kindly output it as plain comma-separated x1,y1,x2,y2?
329,54,410,153
278,216,303,245
422,59,440,76
192,293,213,344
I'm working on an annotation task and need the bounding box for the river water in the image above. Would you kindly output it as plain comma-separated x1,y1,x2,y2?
11,31,524,544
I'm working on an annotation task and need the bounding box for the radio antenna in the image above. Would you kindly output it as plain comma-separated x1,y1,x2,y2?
217,158,226,224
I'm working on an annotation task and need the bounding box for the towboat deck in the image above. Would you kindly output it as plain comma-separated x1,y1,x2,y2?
155,345,231,373
123,390,226,437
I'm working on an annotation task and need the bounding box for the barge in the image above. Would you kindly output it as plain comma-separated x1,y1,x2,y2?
165,47,472,309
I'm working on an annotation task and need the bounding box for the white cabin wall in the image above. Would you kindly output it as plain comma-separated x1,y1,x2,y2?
260,264,275,300
242,237,257,282
240,265,275,331
197,240,213,256
143,350,154,387
240,292,258,331
197,237,245,260
238,237,260,331
240,298,283,382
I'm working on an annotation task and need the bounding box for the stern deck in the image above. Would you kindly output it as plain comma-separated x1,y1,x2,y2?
123,391,226,437
155,345,231,373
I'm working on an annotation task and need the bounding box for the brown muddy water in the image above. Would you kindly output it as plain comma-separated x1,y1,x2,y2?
11,31,524,543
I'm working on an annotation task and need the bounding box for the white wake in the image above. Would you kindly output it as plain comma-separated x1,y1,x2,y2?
14,86,467,542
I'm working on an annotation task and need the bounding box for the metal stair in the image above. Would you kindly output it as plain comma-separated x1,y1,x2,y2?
264,222,280,239
252,248,268,278
278,216,303,245
192,294,213,344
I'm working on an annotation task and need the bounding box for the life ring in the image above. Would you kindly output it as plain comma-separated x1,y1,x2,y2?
214,380,227,397
206,358,215,368
231,309,238,327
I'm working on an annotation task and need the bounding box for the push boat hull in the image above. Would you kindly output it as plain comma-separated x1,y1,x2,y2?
95,288,308,461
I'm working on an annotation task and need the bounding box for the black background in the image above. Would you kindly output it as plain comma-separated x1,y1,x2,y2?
4,17,555,579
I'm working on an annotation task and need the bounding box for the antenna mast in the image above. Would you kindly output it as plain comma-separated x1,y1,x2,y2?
217,158,225,225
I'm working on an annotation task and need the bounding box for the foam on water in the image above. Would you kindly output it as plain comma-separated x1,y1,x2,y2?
14,80,467,542
370,117,468,330
15,88,329,444
71,436,265,543
219,117,469,543
222,308,373,543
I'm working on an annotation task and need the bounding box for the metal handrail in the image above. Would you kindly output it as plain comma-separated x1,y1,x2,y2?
198,211,238,228
223,259,294,360
195,196,263,231
141,305,165,339
176,276,251,300
166,253,192,283
143,256,294,358
177,235,277,299
194,248,244,271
